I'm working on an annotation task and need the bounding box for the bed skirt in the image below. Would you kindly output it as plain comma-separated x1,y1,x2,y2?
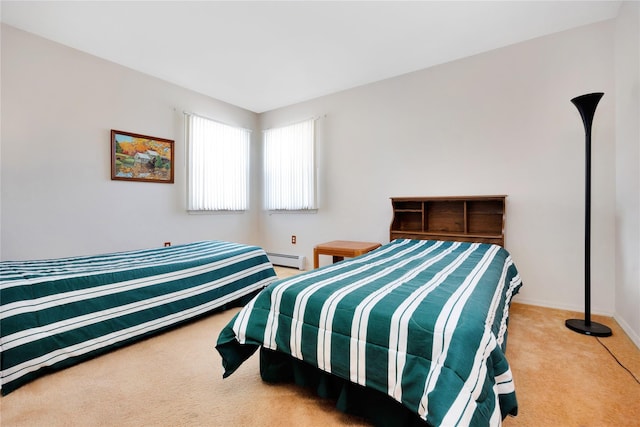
260,348,429,427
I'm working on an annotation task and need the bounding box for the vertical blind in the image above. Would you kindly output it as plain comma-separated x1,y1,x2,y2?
263,119,316,210
187,114,250,211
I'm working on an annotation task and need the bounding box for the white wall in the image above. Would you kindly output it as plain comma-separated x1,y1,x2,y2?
259,20,618,317
0,24,261,259
3,15,638,344
614,1,640,346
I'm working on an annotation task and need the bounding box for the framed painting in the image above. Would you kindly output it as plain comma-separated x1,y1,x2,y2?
111,130,174,183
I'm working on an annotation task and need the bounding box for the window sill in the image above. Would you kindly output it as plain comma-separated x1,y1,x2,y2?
267,209,318,215
187,210,246,215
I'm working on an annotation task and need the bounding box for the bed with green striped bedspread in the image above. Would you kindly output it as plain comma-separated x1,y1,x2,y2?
1,240,277,395
217,239,522,426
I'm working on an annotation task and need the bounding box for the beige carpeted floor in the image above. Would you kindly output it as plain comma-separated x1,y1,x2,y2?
1,267,639,426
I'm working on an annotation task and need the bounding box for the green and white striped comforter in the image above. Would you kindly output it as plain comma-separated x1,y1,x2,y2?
1,240,277,395
217,239,522,427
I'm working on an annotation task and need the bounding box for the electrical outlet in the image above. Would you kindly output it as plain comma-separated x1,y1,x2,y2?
291,235,296,244
164,242,171,247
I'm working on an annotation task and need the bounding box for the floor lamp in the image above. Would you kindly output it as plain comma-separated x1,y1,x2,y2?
565,92,612,337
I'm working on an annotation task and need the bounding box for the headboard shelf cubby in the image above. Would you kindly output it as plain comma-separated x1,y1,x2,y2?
390,195,506,246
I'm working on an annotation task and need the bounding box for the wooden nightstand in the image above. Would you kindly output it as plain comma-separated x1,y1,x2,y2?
313,240,382,268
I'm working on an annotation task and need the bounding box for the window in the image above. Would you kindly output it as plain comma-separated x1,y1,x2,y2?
186,114,250,211
263,119,316,211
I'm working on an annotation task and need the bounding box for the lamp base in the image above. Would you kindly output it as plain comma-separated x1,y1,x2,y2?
565,319,612,337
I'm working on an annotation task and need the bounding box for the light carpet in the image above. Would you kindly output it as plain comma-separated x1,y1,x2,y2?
1,270,639,426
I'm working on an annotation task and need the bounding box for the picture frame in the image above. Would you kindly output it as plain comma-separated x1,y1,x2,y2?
111,130,174,183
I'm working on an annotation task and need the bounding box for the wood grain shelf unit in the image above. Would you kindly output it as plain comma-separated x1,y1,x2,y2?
390,196,506,247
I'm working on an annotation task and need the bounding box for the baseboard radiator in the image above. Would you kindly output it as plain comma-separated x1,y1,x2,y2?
267,253,306,270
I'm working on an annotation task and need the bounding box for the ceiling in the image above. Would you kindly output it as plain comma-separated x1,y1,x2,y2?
1,1,622,113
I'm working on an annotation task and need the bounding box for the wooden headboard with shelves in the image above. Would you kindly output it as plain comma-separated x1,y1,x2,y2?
390,195,506,246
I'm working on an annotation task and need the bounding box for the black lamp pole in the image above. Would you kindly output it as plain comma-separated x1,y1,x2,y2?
565,92,612,337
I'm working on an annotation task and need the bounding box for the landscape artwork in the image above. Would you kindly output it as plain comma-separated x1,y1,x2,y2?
111,130,174,183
